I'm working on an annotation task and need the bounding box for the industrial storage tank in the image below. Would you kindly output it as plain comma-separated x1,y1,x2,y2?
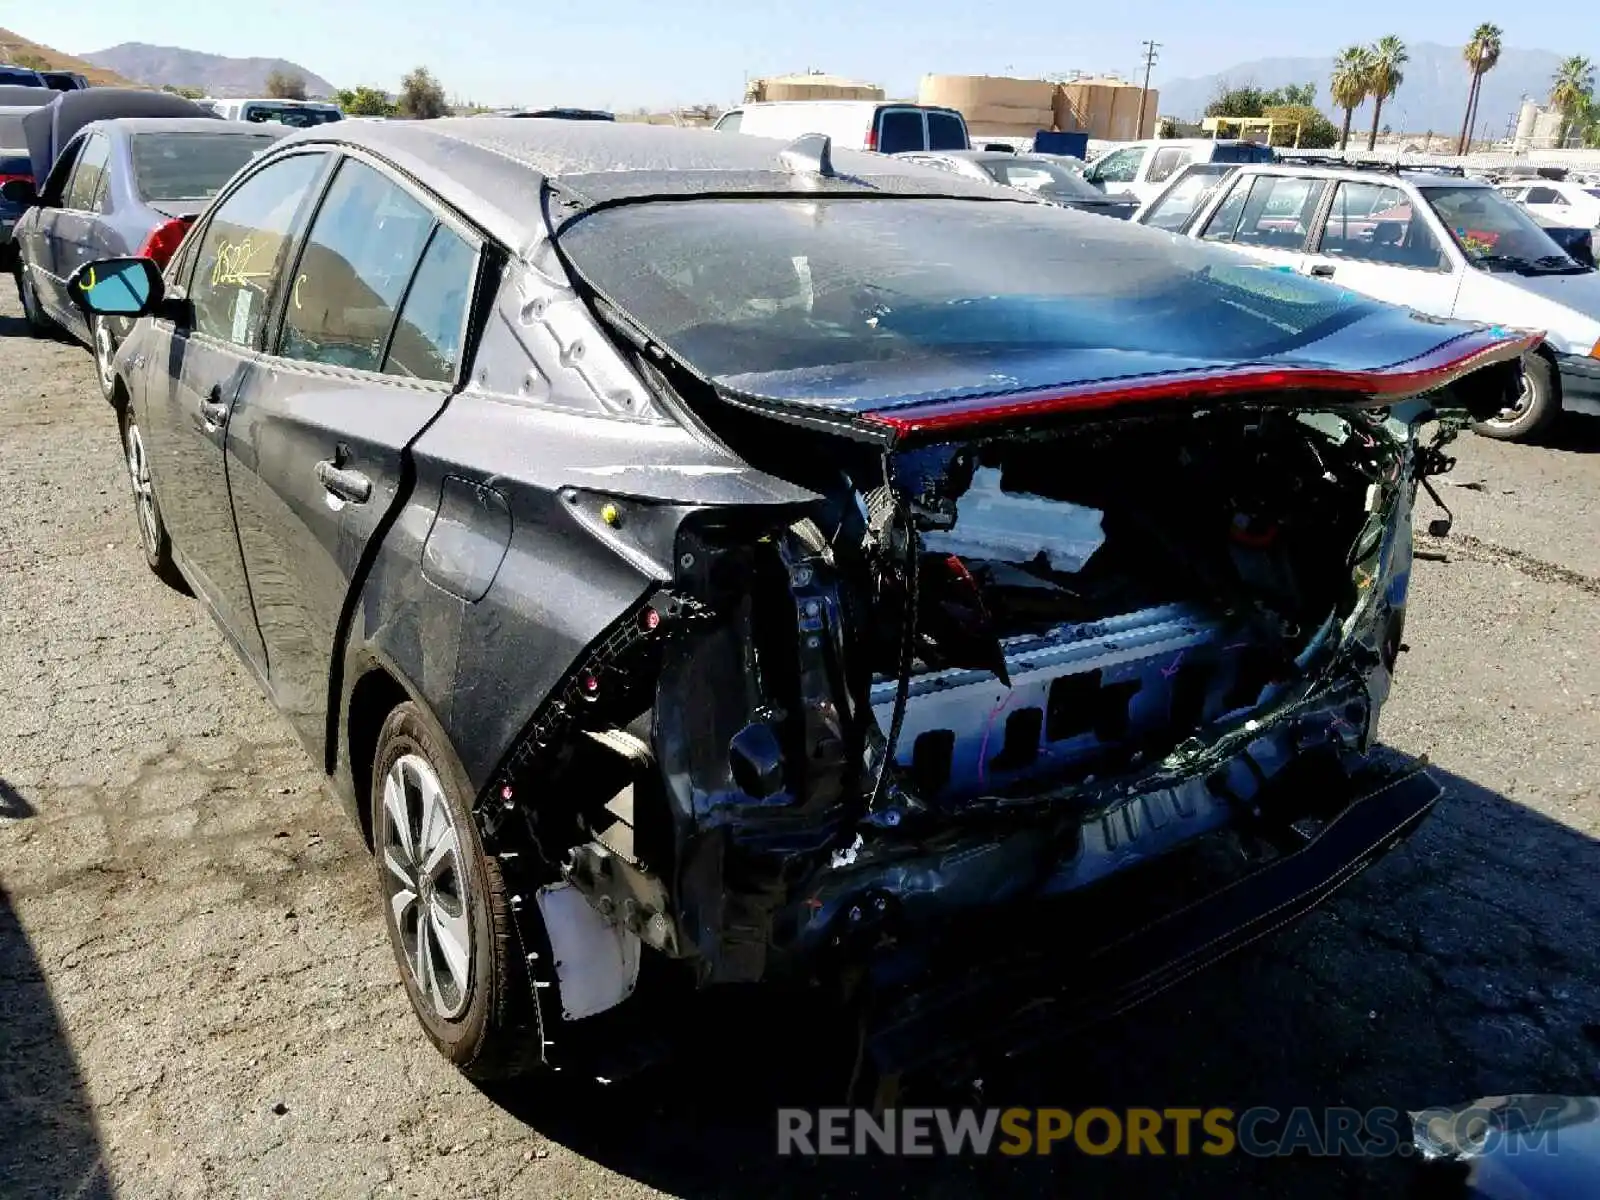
745,73,885,103
919,74,1056,137
1055,77,1158,141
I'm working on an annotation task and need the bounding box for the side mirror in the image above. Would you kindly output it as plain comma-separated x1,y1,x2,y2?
66,257,165,318
0,177,36,206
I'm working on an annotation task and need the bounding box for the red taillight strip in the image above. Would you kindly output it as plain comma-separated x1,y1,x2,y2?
859,328,1544,440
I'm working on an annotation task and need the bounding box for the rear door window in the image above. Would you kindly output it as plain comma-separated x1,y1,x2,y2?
1318,181,1446,270
277,158,437,372
715,110,743,133
1230,175,1328,250
877,109,926,154
187,152,329,347
1525,186,1565,206
382,225,479,384
64,134,110,212
926,111,967,150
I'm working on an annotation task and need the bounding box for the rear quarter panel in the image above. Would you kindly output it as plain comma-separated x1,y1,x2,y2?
347,386,814,797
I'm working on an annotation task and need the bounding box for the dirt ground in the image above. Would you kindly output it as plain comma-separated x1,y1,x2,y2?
1,289,1598,1199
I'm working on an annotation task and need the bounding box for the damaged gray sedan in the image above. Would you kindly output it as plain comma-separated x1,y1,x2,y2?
67,119,1536,1085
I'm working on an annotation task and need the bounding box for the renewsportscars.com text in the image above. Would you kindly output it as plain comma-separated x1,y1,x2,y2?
776,1105,1564,1158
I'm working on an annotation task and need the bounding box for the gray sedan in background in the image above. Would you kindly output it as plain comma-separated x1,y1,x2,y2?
8,116,285,397
900,148,1141,218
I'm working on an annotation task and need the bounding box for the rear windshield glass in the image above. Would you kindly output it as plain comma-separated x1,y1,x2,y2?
132,132,280,202
1211,144,1276,164
243,104,341,127
559,197,1381,406
983,158,1103,200
927,112,967,150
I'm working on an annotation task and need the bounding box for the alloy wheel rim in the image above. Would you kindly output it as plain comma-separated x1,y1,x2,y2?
95,321,115,392
124,422,158,553
379,753,474,1021
1487,371,1536,428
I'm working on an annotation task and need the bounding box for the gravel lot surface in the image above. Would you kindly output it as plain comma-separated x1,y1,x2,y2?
1,289,1597,1199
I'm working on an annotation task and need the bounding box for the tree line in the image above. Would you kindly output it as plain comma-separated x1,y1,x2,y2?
259,65,452,119
1209,25,1598,153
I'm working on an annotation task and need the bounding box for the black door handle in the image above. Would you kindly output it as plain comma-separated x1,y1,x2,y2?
1309,264,1336,278
199,385,228,428
315,459,372,504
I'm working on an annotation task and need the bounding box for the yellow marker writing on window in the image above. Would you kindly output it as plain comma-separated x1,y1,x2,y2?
293,273,306,310
82,265,96,291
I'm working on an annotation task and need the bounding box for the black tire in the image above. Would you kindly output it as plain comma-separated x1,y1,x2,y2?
1473,352,1559,442
370,703,546,1081
92,315,119,403
118,407,186,591
14,261,55,338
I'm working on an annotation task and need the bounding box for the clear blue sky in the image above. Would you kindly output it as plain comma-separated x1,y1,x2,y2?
8,4,1562,110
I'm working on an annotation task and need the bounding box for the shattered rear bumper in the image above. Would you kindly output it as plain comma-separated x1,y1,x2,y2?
862,751,1440,1083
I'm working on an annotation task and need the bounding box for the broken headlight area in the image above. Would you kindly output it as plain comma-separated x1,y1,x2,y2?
490,397,1453,1012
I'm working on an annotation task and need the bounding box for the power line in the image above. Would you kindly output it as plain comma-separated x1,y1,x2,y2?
1136,40,1160,137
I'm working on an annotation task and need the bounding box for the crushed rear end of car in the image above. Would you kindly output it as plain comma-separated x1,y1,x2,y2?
481,190,1534,1080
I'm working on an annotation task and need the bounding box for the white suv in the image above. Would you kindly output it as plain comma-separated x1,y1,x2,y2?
1138,162,1600,440
1082,139,1276,206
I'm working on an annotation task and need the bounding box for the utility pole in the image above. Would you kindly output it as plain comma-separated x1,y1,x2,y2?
1136,40,1160,138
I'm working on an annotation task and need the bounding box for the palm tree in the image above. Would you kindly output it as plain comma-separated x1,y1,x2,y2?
1458,23,1503,153
1330,45,1373,151
1550,55,1596,147
1365,36,1408,150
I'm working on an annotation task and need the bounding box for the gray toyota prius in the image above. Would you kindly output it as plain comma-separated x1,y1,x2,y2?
65,117,1534,1087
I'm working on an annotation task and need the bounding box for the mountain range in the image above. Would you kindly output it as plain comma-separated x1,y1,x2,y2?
81,42,336,99
1157,42,1567,137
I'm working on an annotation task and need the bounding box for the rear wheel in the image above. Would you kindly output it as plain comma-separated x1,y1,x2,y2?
14,261,54,338
1473,352,1559,442
371,703,546,1080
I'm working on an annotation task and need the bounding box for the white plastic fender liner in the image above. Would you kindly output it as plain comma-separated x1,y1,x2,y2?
535,882,641,1021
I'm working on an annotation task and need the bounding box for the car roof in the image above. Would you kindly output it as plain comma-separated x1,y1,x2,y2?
223,97,339,106
83,116,288,138
270,117,1033,256
1211,162,1488,188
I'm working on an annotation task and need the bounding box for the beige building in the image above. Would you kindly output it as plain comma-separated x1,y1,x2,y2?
1055,76,1159,141
916,73,1159,141
743,72,885,103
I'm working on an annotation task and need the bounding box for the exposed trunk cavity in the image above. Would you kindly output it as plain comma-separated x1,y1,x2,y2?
640,403,1426,984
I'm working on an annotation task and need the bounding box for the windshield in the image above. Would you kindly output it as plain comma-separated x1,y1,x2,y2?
1422,186,1579,272
131,132,280,202
559,197,1386,409
982,158,1103,200
243,104,341,127
1587,189,1600,201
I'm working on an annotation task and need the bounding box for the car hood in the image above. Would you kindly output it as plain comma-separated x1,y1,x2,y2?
1454,268,1600,355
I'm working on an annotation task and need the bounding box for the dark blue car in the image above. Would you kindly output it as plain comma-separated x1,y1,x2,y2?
10,115,285,397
